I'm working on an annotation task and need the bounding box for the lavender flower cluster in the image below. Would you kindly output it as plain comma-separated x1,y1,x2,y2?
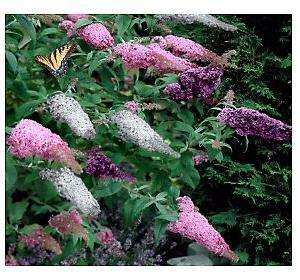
164,64,223,102
217,107,292,141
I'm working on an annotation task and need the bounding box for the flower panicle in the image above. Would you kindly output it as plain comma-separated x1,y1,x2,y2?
109,110,180,158
47,92,96,140
217,107,292,141
85,147,136,183
48,210,88,241
6,119,82,174
40,167,101,216
168,196,238,261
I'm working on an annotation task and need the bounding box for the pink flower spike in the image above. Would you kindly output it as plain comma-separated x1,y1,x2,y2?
96,229,116,245
148,43,196,74
49,210,88,241
168,196,238,261
65,14,89,23
113,43,153,69
6,119,82,174
19,227,62,255
77,23,114,50
59,20,76,37
124,101,140,113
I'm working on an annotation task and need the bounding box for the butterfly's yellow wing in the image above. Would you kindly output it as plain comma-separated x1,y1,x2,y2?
35,43,77,77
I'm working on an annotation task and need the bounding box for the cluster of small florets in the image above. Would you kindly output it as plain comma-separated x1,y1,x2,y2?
40,168,101,216
193,152,209,166
6,119,82,174
85,147,136,182
47,92,96,140
65,14,89,22
164,64,223,102
151,35,226,66
154,14,238,32
217,107,292,141
109,110,180,158
113,42,195,74
77,23,115,49
48,210,88,241
168,196,238,261
113,43,154,69
19,227,62,255
59,16,114,49
124,100,140,113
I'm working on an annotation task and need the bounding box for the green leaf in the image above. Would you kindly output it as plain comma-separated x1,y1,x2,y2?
209,211,237,227
181,166,200,189
39,27,59,37
8,201,29,223
123,198,136,226
5,51,18,73
15,15,36,44
173,121,194,134
177,110,194,126
5,154,17,191
18,30,31,49
154,219,168,244
87,231,96,251
115,15,132,36
94,181,122,197
15,99,44,120
134,81,155,97
75,18,94,29
132,196,153,220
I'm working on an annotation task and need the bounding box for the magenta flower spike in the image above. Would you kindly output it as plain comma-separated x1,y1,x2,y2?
77,23,114,50
6,119,82,174
168,196,238,261
65,14,89,23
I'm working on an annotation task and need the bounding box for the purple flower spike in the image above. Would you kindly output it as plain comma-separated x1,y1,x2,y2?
217,107,292,141
85,147,135,183
164,64,223,102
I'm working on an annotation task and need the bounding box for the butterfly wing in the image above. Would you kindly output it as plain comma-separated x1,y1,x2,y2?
35,43,77,77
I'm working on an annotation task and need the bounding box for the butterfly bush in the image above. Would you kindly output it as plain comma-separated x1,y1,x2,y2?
154,14,237,32
109,110,180,158
47,92,96,140
49,210,88,241
148,43,196,74
96,229,116,245
164,64,223,102
6,119,82,174
77,23,114,50
59,20,77,37
39,167,101,216
85,147,135,182
19,227,62,255
124,101,140,113
113,43,154,69
168,196,238,261
65,14,89,22
217,107,292,141
5,255,19,266
113,42,196,73
193,152,209,166
152,35,227,66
